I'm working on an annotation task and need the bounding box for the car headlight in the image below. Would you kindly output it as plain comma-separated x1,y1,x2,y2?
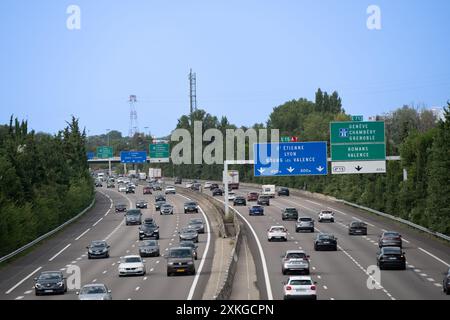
57,281,63,287
139,230,144,233
184,206,188,209
35,283,42,289
168,262,174,266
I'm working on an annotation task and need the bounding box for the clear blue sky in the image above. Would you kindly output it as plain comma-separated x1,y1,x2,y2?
1,0,449,137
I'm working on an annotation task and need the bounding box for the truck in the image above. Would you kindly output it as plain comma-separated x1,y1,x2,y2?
261,185,276,198
148,168,162,180
138,172,147,180
223,170,239,190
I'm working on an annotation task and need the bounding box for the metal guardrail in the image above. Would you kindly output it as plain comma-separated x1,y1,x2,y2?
0,196,96,264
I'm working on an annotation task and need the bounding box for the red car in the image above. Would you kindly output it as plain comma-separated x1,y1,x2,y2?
247,192,259,201
143,186,152,195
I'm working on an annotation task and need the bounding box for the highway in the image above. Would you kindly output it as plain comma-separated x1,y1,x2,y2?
200,183,450,300
0,184,214,300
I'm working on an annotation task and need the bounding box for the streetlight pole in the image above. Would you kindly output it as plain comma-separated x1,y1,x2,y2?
106,129,111,177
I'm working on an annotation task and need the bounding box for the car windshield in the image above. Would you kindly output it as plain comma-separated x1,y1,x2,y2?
286,252,306,259
123,257,141,263
140,240,157,247
186,202,197,206
299,217,312,222
182,228,196,234
137,200,146,204
116,204,126,208
127,210,140,216
252,206,262,210
38,273,61,280
383,247,401,254
384,232,399,237
290,279,312,286
271,227,284,232
285,208,297,213
321,211,332,215
318,234,334,240
189,219,203,224
80,285,106,295
180,242,195,248
162,204,172,208
169,248,192,258
91,241,106,248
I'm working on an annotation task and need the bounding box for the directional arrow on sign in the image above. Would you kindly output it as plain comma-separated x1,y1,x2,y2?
257,168,265,174
355,166,363,172
287,167,295,173
316,166,324,172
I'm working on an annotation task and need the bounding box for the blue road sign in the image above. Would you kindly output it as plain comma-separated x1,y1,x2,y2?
120,151,147,163
253,142,328,176
86,152,95,160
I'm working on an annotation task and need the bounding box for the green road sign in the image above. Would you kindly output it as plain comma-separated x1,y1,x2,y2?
97,146,113,158
331,143,386,161
149,143,170,159
351,115,363,122
281,136,290,143
330,121,385,144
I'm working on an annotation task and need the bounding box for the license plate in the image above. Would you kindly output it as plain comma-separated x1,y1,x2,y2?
295,289,306,292
323,241,330,244
44,290,53,293
176,269,185,273
389,257,397,260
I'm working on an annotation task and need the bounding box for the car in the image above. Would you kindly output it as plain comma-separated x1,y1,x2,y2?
378,231,402,248
95,180,103,188
281,250,310,275
296,217,315,233
143,186,152,195
212,188,223,196
348,221,368,235
179,227,199,242
152,184,162,191
277,187,290,196
155,200,166,211
257,195,270,206
174,177,183,184
318,210,334,223
282,208,298,221
115,203,127,213
184,201,199,213
142,217,155,225
138,240,160,257
188,218,205,234
135,200,148,209
125,209,142,225
118,185,127,193
165,186,176,194
314,233,338,251
160,203,174,215
125,186,135,194
106,182,115,188
87,240,110,259
227,192,236,201
139,222,160,240
185,182,193,188
249,205,264,216
179,241,198,260
166,247,196,276
283,276,317,300
210,183,219,190
377,247,406,270
247,192,259,201
155,195,166,202
118,255,146,276
443,268,450,295
34,271,67,296
204,181,213,189
190,183,201,191
77,284,112,300
267,226,288,242
233,196,247,206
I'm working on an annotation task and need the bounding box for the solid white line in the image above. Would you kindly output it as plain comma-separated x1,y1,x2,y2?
427,278,435,282
92,279,97,283
402,238,410,243
5,266,42,294
49,244,71,262
15,296,24,300
135,287,140,291
317,275,321,279
327,207,347,216
93,217,103,227
103,221,124,241
24,290,32,295
75,228,91,241
418,247,450,267
323,285,328,290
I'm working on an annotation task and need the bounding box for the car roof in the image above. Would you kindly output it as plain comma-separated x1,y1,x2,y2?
170,246,192,251
81,283,106,288
122,255,140,259
286,250,305,254
270,225,285,228
41,271,63,275
288,276,312,281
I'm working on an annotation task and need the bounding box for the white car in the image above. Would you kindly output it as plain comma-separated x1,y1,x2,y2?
227,192,236,201
283,276,317,300
118,255,146,276
204,182,212,189
165,186,176,194
267,226,288,242
118,185,127,193
318,210,335,223
186,182,193,188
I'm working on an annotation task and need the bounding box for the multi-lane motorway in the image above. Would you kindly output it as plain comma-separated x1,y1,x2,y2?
1,180,449,300
0,184,213,300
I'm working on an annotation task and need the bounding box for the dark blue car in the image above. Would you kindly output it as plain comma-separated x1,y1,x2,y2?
249,205,264,216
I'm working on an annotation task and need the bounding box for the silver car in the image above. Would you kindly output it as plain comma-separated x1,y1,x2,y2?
77,284,112,300
179,227,199,242
296,217,314,233
160,203,174,215
281,250,310,275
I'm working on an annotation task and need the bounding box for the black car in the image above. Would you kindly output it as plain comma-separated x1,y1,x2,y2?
277,187,290,196
139,240,160,257
443,268,450,295
115,203,127,213
95,180,103,187
155,200,166,211
348,221,368,235
257,195,270,206
34,271,67,296
136,200,148,209
155,195,166,202
378,231,402,249
139,222,160,240
152,184,162,191
125,209,142,225
188,218,205,234
281,208,298,221
212,188,223,196
377,247,406,270
190,183,201,191
166,247,196,276
179,227,199,242
210,183,219,190
314,233,338,251
233,196,247,206
179,241,198,260
184,201,199,213
174,177,183,184
125,186,135,194
87,240,110,259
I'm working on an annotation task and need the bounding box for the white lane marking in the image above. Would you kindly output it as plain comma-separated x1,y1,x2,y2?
312,267,316,270
434,283,442,287
15,296,24,300
351,216,375,227
303,199,323,207
414,269,422,273
295,241,298,244
427,278,435,282
92,279,97,283
418,247,450,267
112,263,116,266
103,221,124,241
150,268,154,272
211,197,273,300
420,273,428,277
402,238,410,243
5,266,42,294
76,257,82,261
49,244,72,262
132,245,135,248
330,297,335,300
135,287,140,291
323,285,328,290
408,265,415,268
317,275,321,279
177,194,213,301
71,261,77,264
24,290,32,295
144,276,148,280
127,298,131,300
102,270,107,274
60,268,66,271
93,217,103,227
156,260,160,264
75,228,91,241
